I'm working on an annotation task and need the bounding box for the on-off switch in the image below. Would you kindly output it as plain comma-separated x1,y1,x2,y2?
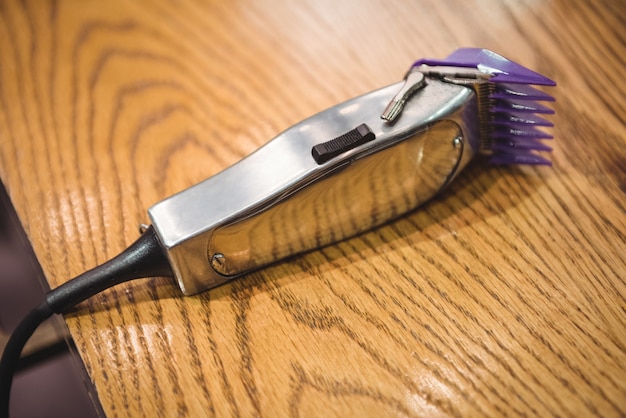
311,124,375,164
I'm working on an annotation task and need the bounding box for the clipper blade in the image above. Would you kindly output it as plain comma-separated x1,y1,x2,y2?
416,48,556,165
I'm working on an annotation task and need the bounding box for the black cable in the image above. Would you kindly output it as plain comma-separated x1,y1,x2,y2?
45,225,173,313
0,302,53,418
0,226,173,418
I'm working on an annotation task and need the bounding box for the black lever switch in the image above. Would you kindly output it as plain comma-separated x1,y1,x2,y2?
311,124,375,164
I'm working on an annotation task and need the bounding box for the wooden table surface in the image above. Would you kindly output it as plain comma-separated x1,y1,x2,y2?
1,0,624,416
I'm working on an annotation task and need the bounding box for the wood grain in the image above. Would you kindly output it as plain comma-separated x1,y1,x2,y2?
0,0,624,416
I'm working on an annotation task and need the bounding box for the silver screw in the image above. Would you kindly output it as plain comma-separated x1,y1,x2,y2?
452,137,463,148
211,253,226,269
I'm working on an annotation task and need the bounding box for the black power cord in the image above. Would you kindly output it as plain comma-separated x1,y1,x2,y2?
0,226,173,418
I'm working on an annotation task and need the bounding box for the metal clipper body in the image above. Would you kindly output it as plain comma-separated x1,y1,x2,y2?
148,48,555,295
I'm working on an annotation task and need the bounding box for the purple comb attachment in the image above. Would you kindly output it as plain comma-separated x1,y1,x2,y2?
492,112,554,128
492,125,553,140
491,98,555,114
490,83,555,101
492,138,553,152
414,48,556,165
